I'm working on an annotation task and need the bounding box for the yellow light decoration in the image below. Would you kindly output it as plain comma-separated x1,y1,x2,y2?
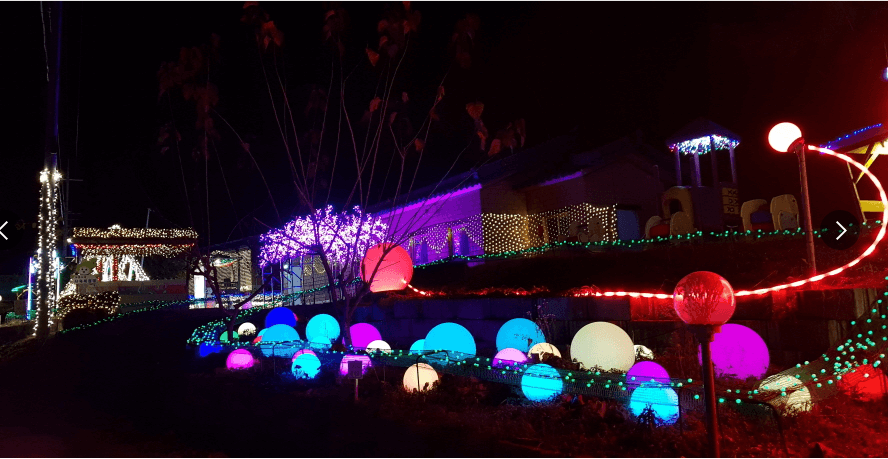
57,291,121,322
73,243,194,258
72,227,198,240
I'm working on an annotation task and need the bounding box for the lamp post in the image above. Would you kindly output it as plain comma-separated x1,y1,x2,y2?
768,122,817,276
674,271,736,458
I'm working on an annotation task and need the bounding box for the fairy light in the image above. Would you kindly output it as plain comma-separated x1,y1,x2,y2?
668,135,740,156
35,167,61,335
57,291,121,322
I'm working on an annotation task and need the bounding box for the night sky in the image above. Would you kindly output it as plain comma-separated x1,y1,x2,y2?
2,2,888,275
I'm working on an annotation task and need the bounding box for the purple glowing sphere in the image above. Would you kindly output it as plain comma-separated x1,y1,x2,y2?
339,354,372,376
493,348,529,368
626,361,670,390
225,349,255,370
292,349,318,361
698,323,770,380
349,323,382,350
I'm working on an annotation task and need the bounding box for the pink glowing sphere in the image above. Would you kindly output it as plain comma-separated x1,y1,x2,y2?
361,243,414,292
292,349,318,361
339,354,372,376
626,361,670,390
349,323,382,350
493,348,529,368
673,271,735,326
697,324,770,380
226,349,255,370
240,301,253,309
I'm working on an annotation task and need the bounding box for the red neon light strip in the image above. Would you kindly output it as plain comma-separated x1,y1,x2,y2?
404,146,888,300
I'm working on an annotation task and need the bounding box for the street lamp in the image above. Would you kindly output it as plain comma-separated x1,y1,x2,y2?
768,122,817,276
674,271,736,458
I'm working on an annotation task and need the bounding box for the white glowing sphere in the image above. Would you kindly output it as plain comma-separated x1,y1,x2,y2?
768,122,803,153
635,344,654,361
757,374,812,414
366,339,392,354
403,363,439,392
528,342,561,360
570,322,635,372
237,322,257,336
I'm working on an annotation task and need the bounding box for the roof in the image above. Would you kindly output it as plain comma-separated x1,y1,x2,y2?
665,117,742,146
819,123,887,152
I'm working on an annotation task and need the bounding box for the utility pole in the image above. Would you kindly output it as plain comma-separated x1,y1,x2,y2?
36,2,63,338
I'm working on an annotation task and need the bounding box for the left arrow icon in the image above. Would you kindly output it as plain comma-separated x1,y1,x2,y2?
0,221,7,241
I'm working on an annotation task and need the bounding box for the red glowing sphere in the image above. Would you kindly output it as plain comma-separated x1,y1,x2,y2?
361,243,414,293
673,271,736,325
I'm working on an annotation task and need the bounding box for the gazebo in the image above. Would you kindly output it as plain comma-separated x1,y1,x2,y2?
664,118,742,232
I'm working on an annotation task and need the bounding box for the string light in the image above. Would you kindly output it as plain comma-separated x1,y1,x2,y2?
71,227,198,240
668,135,740,156
56,291,121,322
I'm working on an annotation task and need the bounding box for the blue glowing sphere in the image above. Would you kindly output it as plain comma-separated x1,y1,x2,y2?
521,364,563,402
198,342,224,357
626,361,671,391
259,324,301,357
629,384,679,425
425,322,476,357
292,353,322,379
409,339,426,355
306,314,341,345
265,307,298,329
496,318,545,353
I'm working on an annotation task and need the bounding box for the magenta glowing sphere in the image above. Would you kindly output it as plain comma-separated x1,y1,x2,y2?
626,361,671,390
339,354,372,376
673,271,735,325
493,348,528,368
361,243,414,292
225,349,255,370
292,349,318,361
240,301,253,309
697,323,770,380
349,323,382,350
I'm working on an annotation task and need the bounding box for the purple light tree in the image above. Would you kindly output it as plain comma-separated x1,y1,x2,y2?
259,205,388,345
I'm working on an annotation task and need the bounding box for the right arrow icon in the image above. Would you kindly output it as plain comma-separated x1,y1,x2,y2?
836,221,847,240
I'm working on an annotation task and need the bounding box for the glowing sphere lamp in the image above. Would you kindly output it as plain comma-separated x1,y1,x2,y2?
635,344,654,361
409,339,426,355
349,323,382,350
259,324,301,357
339,354,372,376
226,349,255,370
673,271,736,458
697,324,770,380
521,364,563,402
758,374,811,414
292,349,318,361
493,348,529,368
626,361,671,390
199,342,224,357
265,307,298,329
629,384,679,425
219,331,239,343
496,318,545,352
306,314,340,345
291,353,322,379
768,122,803,153
570,322,635,372
403,363,439,392
361,243,414,292
528,343,561,361
237,322,257,337
425,322,476,357
366,339,392,354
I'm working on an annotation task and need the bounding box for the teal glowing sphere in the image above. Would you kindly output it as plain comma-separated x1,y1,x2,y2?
260,324,301,357
521,364,563,402
629,384,679,425
219,331,239,343
496,318,545,352
425,322,476,357
291,353,322,379
265,307,298,328
306,314,341,345
409,339,426,355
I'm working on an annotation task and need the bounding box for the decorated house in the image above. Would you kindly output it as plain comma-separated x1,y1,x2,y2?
367,130,671,267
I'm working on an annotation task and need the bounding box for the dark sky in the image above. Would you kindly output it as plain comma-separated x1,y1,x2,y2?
2,2,888,275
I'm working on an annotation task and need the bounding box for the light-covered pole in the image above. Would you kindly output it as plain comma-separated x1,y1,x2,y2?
674,271,737,458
